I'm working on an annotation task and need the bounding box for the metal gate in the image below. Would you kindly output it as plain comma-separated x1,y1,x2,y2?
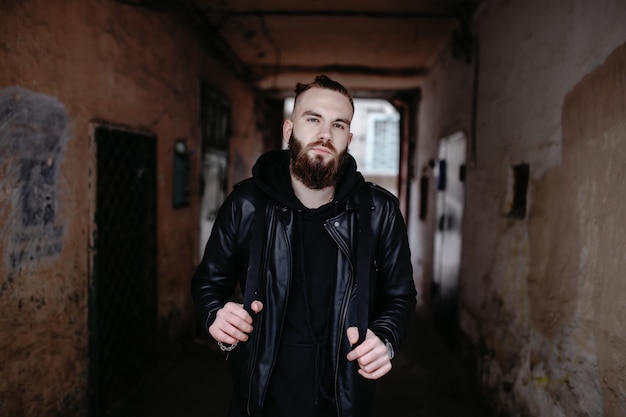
89,125,157,416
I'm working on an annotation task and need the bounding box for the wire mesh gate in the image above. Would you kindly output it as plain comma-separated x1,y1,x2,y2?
89,125,158,416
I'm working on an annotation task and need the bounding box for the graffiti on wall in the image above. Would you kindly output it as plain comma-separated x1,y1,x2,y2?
0,86,69,278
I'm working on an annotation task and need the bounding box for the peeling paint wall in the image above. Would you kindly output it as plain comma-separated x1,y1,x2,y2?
0,1,261,415
0,87,81,416
0,87,69,275
532,43,626,417
440,0,626,416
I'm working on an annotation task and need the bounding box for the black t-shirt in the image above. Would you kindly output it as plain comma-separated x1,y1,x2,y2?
264,206,338,417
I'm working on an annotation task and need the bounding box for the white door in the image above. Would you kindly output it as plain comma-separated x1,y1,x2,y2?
433,131,466,306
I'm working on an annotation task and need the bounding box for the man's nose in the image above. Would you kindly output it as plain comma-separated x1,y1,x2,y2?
318,122,332,141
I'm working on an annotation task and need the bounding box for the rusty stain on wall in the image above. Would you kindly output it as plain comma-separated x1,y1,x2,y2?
0,86,68,280
558,41,626,416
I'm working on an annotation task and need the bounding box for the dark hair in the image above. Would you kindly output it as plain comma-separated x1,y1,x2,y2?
293,75,354,112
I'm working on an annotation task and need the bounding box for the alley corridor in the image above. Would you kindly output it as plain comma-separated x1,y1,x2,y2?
107,308,491,417
3,1,626,416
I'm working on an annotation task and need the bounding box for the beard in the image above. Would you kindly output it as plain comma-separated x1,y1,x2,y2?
288,133,350,190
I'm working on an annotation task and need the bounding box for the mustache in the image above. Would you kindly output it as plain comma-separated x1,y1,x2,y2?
305,139,336,152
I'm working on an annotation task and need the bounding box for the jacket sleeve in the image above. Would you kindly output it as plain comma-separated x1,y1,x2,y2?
368,191,417,351
190,184,255,335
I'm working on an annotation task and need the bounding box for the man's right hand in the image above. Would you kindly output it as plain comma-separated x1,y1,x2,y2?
208,300,264,345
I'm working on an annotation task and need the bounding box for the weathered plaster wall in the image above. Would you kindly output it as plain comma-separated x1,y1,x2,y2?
0,1,261,415
531,44,626,416
452,0,626,415
0,87,75,416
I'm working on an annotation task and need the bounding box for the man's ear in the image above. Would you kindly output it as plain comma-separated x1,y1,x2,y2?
282,119,293,145
348,132,353,147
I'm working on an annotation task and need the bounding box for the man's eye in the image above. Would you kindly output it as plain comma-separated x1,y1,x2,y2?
307,117,320,123
334,123,346,129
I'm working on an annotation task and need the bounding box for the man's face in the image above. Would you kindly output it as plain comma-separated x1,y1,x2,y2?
283,87,353,189
288,131,350,189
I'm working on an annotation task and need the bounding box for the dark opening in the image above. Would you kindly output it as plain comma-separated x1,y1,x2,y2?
509,163,529,219
89,126,158,416
200,80,230,154
419,174,429,220
437,159,447,191
173,138,191,208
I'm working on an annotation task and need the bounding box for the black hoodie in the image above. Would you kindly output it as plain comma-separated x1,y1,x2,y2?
251,149,365,211
251,150,365,416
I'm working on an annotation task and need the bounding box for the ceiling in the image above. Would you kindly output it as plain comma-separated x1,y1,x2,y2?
183,0,480,98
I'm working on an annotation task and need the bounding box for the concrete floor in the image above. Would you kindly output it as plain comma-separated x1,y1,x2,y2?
106,308,492,417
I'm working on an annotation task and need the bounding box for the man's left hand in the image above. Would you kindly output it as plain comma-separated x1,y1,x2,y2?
346,327,392,380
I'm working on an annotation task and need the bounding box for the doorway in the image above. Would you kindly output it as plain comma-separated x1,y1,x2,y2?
197,82,230,259
432,131,466,345
89,125,158,416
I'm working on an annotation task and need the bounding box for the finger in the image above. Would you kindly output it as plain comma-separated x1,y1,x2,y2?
251,300,264,313
357,346,388,370
216,308,254,334
346,327,360,361
355,343,392,378
209,326,245,344
349,339,377,363
357,361,392,380
215,316,255,342
353,330,386,365
347,327,359,346
225,327,250,343
223,302,254,324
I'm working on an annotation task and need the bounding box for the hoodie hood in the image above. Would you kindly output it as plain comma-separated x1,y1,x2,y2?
251,149,365,212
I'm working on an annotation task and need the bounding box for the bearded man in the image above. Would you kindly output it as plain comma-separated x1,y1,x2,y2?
191,75,417,417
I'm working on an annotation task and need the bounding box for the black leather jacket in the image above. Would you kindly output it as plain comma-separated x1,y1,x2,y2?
191,152,417,417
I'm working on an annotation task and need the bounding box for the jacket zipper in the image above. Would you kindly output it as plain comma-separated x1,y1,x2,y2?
324,219,354,417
